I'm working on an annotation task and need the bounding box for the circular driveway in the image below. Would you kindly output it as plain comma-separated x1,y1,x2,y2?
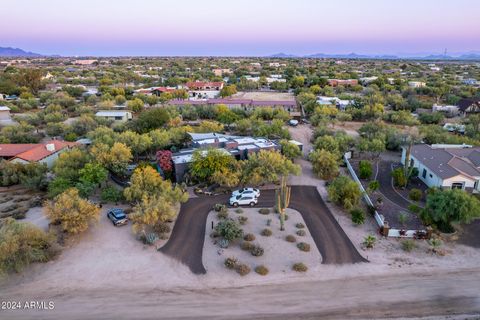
160,186,367,274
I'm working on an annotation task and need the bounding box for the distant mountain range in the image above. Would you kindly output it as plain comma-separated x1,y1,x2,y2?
268,52,480,60
0,47,44,57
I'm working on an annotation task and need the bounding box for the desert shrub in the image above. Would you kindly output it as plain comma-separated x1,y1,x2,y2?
145,232,158,245
392,168,407,188
292,262,308,272
101,186,123,203
214,203,227,212
238,216,248,225
235,208,243,214
327,176,362,210
295,223,305,229
153,222,171,234
286,234,296,242
359,160,373,179
296,230,306,236
297,242,311,252
217,210,229,220
259,208,270,215
402,239,416,252
235,263,251,276
224,257,238,269
218,238,229,248
409,188,423,201
261,228,272,236
243,233,256,241
241,241,254,251
0,218,59,275
255,265,269,276
363,234,376,248
215,219,243,242
408,204,421,213
159,233,168,240
350,208,366,225
250,244,265,257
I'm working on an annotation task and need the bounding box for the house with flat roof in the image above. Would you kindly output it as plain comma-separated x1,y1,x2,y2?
0,106,11,121
95,110,133,122
401,144,480,192
0,140,78,168
171,132,283,182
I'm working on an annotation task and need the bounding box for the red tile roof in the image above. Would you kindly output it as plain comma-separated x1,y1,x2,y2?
0,140,78,162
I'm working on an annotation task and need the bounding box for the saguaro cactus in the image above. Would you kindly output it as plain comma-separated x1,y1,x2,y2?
276,176,291,231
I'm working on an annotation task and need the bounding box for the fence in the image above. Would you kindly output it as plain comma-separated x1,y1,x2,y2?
344,153,425,238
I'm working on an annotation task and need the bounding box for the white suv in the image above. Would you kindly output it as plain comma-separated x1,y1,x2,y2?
231,188,260,198
229,194,258,207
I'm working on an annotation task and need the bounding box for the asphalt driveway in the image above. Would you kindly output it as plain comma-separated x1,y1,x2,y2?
159,186,367,274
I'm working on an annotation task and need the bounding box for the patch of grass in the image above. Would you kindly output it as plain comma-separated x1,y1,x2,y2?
402,239,416,252
297,242,311,252
261,228,272,237
285,235,296,243
292,263,308,272
255,265,269,276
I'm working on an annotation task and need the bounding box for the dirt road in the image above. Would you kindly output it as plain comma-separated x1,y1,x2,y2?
3,268,479,320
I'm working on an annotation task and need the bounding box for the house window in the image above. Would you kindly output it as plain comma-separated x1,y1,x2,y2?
115,116,122,120
429,174,433,178
422,169,427,179
451,183,464,190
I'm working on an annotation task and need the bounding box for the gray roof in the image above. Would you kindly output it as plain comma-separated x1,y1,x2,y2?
411,144,480,179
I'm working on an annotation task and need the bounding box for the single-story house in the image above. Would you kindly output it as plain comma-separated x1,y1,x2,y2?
95,110,133,122
0,140,78,168
457,98,480,116
401,144,480,192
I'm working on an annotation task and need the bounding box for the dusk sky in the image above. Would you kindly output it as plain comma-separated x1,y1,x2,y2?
1,0,479,56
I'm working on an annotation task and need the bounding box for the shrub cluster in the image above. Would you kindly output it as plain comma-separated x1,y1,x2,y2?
243,233,256,241
295,223,305,229
258,208,270,215
296,230,306,236
297,242,311,252
292,263,308,272
236,263,251,276
238,216,248,225
224,257,238,269
350,208,366,225
261,228,272,236
255,265,269,276
285,234,297,242
250,244,265,257
241,241,254,251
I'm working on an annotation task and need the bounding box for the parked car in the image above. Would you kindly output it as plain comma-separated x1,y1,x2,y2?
231,188,260,198
229,195,258,207
107,208,128,226
288,119,299,126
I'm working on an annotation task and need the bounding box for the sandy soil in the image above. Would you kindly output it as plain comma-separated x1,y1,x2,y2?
1,124,480,318
232,91,295,101
203,207,321,279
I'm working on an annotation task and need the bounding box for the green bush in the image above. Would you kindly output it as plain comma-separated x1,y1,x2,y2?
359,160,373,179
250,244,265,257
295,223,305,229
261,228,272,237
402,239,416,252
286,235,297,243
217,210,229,219
224,257,238,269
101,186,123,203
241,241,254,251
255,265,269,276
409,188,423,201
297,242,311,252
408,204,421,213
296,229,306,236
236,263,251,276
350,208,366,225
392,168,407,187
0,218,59,275
327,176,362,210
215,219,243,242
243,233,256,241
292,262,308,272
258,208,270,215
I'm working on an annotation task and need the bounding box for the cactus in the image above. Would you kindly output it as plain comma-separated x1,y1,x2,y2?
218,238,229,248
146,232,158,245
275,176,291,231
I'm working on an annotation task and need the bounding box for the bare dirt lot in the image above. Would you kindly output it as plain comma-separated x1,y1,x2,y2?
232,91,295,101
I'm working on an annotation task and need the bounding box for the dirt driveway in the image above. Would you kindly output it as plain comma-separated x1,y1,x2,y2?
161,186,366,274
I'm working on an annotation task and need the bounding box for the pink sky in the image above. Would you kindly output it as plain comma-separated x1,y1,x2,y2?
1,0,479,56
